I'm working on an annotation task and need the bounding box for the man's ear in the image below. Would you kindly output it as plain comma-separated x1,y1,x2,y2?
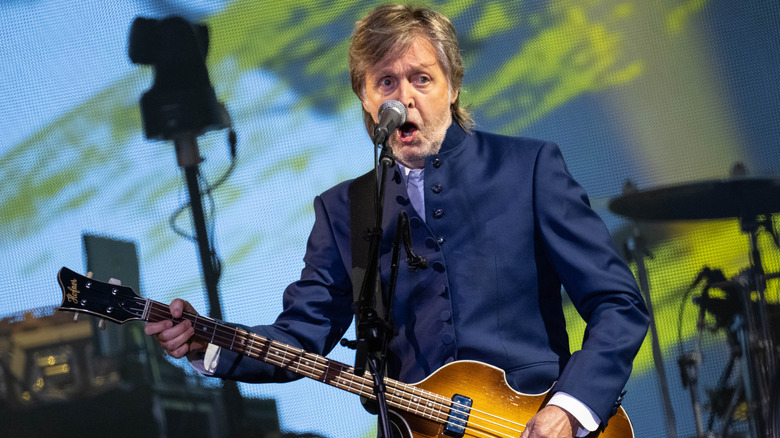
450,88,460,105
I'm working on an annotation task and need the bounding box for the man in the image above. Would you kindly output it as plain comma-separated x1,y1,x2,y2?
146,4,649,437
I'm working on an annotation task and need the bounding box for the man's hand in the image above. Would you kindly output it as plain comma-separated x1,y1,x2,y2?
519,405,580,438
143,298,207,359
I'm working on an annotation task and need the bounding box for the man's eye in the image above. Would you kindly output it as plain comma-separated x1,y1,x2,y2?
380,78,393,87
417,76,430,84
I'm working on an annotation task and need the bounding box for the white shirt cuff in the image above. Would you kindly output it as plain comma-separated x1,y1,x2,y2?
188,344,221,375
547,391,600,437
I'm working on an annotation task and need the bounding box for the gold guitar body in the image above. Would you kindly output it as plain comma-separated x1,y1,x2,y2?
390,361,633,438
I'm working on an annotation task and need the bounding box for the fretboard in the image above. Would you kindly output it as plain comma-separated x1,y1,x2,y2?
142,300,454,424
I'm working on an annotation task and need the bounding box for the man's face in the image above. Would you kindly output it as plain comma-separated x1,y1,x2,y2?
362,36,458,169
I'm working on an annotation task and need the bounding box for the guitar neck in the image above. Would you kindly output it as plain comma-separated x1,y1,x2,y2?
145,301,378,399
56,263,455,430
143,301,454,425
58,267,632,438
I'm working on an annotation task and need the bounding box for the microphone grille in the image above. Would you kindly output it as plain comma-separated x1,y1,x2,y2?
378,100,407,124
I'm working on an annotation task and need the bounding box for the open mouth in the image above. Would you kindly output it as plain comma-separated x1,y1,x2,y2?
398,122,418,141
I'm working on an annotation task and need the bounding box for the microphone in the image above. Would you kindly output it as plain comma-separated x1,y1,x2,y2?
372,100,407,146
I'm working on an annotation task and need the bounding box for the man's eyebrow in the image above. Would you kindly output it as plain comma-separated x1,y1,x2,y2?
372,60,438,77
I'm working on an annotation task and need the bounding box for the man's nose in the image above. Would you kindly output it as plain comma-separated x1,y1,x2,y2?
396,81,416,110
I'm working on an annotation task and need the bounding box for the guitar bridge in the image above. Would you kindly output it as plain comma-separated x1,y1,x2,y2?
444,394,472,437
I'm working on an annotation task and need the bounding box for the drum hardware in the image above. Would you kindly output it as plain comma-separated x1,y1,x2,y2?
677,266,733,438
610,174,780,438
687,262,776,438
770,375,780,438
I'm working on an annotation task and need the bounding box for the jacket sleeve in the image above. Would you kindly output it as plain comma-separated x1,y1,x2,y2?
212,190,355,382
532,141,649,424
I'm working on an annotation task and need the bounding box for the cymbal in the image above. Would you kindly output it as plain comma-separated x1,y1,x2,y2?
609,177,780,221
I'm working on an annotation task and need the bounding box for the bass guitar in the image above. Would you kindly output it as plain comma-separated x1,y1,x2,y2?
56,267,633,438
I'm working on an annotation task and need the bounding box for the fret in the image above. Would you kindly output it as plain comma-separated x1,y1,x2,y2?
279,343,288,364
336,370,350,393
269,342,282,367
299,353,309,377
422,387,435,419
192,315,201,335
436,394,450,421
313,356,324,380
292,350,301,374
413,386,430,419
345,372,354,393
262,338,273,363
237,332,247,354
307,354,317,377
321,361,330,383
296,357,305,377
312,355,322,381
408,385,421,417
409,387,421,416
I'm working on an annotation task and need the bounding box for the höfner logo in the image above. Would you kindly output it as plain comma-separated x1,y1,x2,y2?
66,278,80,304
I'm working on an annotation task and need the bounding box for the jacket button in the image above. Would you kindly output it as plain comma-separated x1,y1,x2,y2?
433,209,444,218
432,184,443,194
432,261,446,272
440,310,451,321
409,217,422,228
432,158,442,168
442,333,454,344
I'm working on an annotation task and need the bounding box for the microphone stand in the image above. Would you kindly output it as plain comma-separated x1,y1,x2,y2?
353,139,397,438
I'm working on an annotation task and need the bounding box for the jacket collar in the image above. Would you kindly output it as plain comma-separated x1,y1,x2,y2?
437,121,469,155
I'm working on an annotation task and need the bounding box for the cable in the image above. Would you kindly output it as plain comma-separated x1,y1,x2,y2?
169,128,238,243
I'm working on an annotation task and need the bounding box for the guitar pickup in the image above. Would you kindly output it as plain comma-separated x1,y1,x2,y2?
444,394,472,437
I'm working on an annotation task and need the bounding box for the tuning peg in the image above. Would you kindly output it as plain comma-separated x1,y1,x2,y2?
98,319,107,330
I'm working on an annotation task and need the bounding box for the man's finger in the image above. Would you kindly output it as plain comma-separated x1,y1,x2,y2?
170,298,186,318
168,342,190,359
155,320,192,344
144,319,173,336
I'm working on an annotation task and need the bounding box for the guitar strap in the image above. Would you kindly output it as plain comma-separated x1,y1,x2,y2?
349,169,385,415
348,169,384,324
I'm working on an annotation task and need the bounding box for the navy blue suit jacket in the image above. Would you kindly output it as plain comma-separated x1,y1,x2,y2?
213,123,649,424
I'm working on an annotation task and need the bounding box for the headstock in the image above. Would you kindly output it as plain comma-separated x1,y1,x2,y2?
56,267,145,324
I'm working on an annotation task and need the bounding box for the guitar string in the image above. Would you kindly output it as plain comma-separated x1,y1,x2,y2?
139,301,526,438
123,299,524,438
129,299,527,437
135,302,524,438
68,277,630,437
